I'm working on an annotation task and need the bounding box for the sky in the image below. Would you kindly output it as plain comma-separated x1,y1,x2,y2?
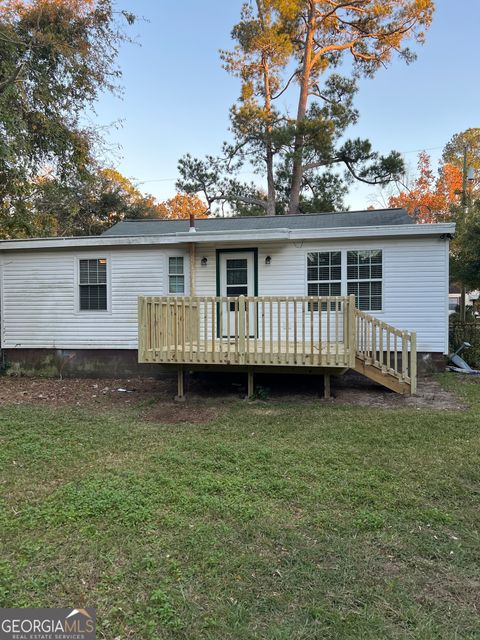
92,0,480,212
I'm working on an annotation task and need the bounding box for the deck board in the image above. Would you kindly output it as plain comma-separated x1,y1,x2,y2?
147,339,348,367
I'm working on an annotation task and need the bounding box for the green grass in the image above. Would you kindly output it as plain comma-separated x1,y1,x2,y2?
1,377,480,639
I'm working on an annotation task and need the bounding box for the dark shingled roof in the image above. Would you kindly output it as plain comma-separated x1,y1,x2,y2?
101,208,413,237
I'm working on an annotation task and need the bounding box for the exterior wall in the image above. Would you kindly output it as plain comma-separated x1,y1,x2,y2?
194,237,449,353
0,246,188,349
1,234,449,354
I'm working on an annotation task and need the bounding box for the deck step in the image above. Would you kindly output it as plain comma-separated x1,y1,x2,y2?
354,357,411,395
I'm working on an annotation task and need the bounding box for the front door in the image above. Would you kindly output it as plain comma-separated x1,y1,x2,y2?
218,251,255,337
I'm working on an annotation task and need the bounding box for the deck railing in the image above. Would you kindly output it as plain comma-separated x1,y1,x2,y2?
138,295,357,368
138,295,417,394
355,309,417,393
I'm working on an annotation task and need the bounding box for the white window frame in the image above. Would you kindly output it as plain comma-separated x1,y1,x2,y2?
346,249,383,312
168,255,186,295
306,250,342,310
74,254,112,314
303,247,384,313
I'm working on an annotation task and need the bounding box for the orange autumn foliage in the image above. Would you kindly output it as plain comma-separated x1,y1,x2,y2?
389,152,463,223
1,0,95,17
156,193,208,220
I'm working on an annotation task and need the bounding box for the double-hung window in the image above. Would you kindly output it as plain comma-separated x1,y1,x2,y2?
307,251,341,310
79,258,107,311
347,250,382,311
168,256,185,294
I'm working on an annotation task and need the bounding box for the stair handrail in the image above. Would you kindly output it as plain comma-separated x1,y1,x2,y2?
354,308,417,394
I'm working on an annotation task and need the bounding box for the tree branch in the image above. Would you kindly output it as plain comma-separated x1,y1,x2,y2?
212,193,268,210
0,61,25,94
302,157,342,172
343,160,392,185
271,69,300,100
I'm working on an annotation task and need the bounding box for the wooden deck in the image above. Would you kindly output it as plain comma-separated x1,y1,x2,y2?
138,295,417,396
151,339,348,367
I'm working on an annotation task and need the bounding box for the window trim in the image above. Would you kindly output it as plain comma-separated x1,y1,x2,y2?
168,255,185,295
303,247,384,313
165,252,189,296
346,249,383,312
306,250,342,310
74,254,112,315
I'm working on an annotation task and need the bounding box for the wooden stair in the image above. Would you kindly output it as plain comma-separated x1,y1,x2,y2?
138,295,418,397
353,309,417,395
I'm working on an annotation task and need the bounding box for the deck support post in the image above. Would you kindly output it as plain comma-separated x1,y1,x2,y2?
247,368,255,399
175,365,186,402
410,331,417,395
323,373,331,400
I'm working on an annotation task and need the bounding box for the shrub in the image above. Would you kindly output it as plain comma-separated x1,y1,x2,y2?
449,318,480,368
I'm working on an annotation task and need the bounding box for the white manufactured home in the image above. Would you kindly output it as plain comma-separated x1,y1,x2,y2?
0,208,454,396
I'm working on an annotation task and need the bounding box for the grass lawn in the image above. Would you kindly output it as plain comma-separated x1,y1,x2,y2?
1,375,479,639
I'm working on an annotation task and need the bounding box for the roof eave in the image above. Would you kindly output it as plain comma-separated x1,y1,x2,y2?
0,222,456,251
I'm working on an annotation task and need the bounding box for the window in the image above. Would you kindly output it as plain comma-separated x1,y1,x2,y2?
307,251,341,310
347,250,382,311
226,258,248,297
79,258,107,311
168,256,185,294
226,258,249,310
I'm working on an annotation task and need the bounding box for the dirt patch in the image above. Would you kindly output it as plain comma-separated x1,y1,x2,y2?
331,372,465,410
0,377,172,408
143,402,222,425
0,376,232,424
0,370,465,412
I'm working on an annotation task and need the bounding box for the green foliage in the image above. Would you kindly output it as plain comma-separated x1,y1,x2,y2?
450,199,480,292
0,167,159,238
27,168,159,237
0,0,134,237
275,163,348,213
251,385,270,401
449,317,480,368
443,128,480,171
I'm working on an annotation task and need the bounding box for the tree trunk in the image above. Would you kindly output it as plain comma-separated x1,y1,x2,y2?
258,0,276,216
266,145,276,215
264,66,276,216
288,1,315,215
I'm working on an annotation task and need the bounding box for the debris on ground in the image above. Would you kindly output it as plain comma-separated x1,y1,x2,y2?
0,370,465,417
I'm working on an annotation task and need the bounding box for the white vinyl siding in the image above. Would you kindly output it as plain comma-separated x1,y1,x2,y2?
194,237,449,353
0,236,449,353
0,249,183,349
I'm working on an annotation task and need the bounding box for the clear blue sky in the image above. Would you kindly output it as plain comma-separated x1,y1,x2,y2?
92,0,480,211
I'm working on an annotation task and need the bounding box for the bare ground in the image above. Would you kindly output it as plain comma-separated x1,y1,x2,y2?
0,370,465,423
